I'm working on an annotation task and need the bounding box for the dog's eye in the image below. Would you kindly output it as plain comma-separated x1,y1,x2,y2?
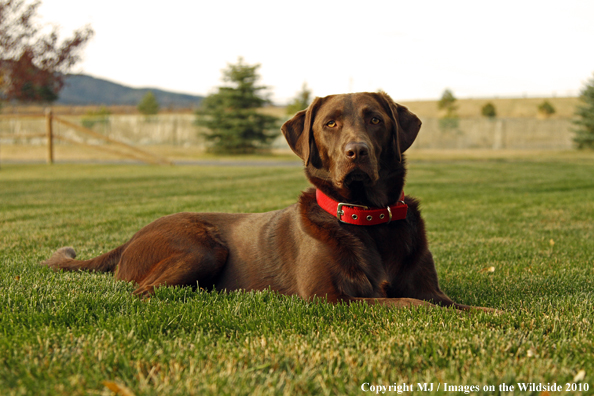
326,120,337,128
371,117,381,125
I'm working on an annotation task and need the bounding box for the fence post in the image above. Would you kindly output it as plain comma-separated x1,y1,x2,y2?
45,108,54,164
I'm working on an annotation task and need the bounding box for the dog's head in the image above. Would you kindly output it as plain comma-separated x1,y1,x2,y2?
282,91,421,207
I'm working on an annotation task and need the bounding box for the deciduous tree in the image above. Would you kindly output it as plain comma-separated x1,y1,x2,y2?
0,0,93,103
438,88,459,130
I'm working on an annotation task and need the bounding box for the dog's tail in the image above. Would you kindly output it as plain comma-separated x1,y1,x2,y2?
41,244,127,273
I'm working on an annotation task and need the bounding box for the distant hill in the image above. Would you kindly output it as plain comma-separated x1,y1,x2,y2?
56,74,204,108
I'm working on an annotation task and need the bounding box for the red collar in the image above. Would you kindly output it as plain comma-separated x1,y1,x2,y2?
315,189,408,226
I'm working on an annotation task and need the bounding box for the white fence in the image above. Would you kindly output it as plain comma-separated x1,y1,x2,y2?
410,118,574,150
0,114,576,150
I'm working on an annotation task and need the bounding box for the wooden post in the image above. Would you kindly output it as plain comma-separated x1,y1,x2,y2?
45,108,53,164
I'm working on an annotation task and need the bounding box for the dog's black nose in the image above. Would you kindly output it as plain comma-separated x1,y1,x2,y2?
345,142,369,161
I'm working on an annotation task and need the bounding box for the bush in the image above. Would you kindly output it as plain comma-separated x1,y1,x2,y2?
481,102,497,118
81,106,111,130
537,100,555,117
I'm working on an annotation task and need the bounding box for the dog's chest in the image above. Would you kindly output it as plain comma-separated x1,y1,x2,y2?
333,228,404,298
359,227,410,296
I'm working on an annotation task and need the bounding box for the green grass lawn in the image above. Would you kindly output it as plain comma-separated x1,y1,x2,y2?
1,155,593,395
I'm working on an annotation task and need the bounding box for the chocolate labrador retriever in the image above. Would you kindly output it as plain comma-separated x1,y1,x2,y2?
42,91,489,311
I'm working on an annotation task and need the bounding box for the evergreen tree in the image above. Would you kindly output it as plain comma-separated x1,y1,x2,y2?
137,91,159,115
286,82,312,115
196,58,278,154
573,73,594,149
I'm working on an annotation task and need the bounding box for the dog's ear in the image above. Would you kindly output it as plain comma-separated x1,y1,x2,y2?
281,97,323,167
376,91,422,162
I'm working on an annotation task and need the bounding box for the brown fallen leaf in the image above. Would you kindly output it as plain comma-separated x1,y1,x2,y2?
103,381,136,396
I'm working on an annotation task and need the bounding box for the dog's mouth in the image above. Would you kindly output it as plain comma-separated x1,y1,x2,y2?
344,169,372,186
330,162,380,195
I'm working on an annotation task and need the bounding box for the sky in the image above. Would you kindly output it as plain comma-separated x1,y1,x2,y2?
38,0,594,104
